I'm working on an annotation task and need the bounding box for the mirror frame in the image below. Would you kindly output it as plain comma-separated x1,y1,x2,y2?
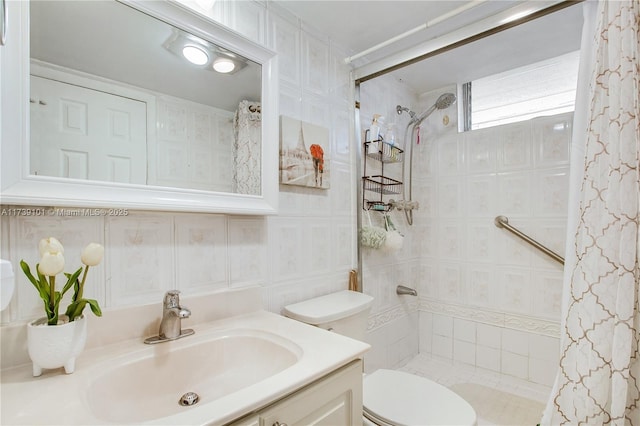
0,0,278,215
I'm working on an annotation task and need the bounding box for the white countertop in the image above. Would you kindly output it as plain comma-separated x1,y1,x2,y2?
1,310,370,425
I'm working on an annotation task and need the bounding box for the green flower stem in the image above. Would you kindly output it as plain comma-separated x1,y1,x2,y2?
77,265,89,301
48,275,55,315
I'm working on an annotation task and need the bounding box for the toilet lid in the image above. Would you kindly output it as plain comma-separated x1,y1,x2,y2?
363,370,477,426
282,290,373,325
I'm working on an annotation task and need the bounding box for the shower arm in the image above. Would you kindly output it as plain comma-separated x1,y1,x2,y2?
413,105,437,125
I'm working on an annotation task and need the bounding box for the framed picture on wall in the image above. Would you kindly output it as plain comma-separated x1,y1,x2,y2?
279,116,330,189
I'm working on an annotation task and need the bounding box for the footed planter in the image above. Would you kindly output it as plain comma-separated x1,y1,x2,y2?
27,315,87,377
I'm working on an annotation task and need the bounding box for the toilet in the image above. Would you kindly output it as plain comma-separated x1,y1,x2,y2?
283,290,477,426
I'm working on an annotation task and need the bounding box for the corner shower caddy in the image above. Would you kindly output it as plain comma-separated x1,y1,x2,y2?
362,133,404,212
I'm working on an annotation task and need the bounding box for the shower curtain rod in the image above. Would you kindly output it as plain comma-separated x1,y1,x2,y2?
344,0,489,64
494,215,565,265
353,0,579,84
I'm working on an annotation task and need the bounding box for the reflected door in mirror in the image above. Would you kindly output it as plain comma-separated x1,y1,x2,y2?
30,75,147,184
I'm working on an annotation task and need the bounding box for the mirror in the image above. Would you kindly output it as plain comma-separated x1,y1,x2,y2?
1,0,278,214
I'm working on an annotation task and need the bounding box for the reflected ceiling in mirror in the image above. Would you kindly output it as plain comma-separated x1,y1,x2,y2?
29,0,262,194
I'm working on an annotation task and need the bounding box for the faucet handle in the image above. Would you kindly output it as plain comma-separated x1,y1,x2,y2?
163,290,181,308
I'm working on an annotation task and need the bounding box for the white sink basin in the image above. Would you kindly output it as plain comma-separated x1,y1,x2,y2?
1,308,370,426
86,329,301,423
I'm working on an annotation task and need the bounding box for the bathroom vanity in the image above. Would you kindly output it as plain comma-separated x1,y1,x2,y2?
0,288,369,425
230,360,363,426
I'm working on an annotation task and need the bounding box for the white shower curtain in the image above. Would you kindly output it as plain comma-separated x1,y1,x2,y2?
233,100,261,195
541,1,640,424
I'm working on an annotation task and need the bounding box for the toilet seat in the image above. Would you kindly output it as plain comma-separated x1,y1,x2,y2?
363,369,477,426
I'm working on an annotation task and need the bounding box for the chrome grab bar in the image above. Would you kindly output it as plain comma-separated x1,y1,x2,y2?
494,215,565,265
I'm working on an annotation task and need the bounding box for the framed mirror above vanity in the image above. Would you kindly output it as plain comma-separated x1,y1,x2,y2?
0,0,278,214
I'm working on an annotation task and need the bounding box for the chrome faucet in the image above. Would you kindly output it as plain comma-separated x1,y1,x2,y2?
144,290,194,344
396,285,418,296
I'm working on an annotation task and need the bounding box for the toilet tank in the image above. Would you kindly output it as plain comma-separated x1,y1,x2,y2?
283,290,374,342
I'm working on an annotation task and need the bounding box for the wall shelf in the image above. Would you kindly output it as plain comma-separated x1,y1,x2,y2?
363,175,402,194
364,140,404,163
362,138,403,211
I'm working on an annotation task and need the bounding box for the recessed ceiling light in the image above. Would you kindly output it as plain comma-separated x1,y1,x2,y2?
213,57,235,73
182,45,209,66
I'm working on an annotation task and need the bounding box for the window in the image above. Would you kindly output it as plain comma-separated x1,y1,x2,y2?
466,50,580,130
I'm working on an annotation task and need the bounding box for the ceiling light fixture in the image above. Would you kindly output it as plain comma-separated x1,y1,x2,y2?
164,29,248,74
182,45,209,66
212,57,235,73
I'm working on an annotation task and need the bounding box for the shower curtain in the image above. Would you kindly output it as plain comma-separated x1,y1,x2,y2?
233,100,261,195
541,1,640,424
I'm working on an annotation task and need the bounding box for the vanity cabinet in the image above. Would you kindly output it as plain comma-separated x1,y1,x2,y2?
229,359,363,426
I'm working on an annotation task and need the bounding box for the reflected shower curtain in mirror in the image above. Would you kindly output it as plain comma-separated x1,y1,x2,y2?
541,1,640,424
233,100,261,195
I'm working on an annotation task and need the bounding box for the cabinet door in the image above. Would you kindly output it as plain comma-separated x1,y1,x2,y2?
231,415,260,426
259,360,363,426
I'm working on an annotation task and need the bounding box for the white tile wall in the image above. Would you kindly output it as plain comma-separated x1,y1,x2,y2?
106,214,175,307
174,214,228,294
433,314,454,337
477,323,502,349
359,73,424,368
360,72,570,387
454,318,476,343
228,217,268,287
420,313,560,386
359,62,571,375
432,334,453,359
476,345,501,372
412,113,569,389
453,339,476,365
366,307,419,372
0,1,357,328
502,350,529,380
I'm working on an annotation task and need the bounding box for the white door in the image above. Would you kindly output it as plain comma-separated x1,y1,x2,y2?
30,75,147,184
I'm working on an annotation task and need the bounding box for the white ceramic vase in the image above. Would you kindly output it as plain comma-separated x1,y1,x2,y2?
27,315,87,377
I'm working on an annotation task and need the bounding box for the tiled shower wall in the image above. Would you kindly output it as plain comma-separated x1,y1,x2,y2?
359,75,421,372
414,96,571,387
0,1,356,332
359,80,571,386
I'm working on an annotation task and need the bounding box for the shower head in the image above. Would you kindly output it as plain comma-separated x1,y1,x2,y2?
396,105,416,119
435,93,456,110
414,92,457,125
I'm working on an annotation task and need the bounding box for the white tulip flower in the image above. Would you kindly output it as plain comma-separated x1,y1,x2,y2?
38,237,64,257
81,243,104,267
38,251,65,276
22,236,104,325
